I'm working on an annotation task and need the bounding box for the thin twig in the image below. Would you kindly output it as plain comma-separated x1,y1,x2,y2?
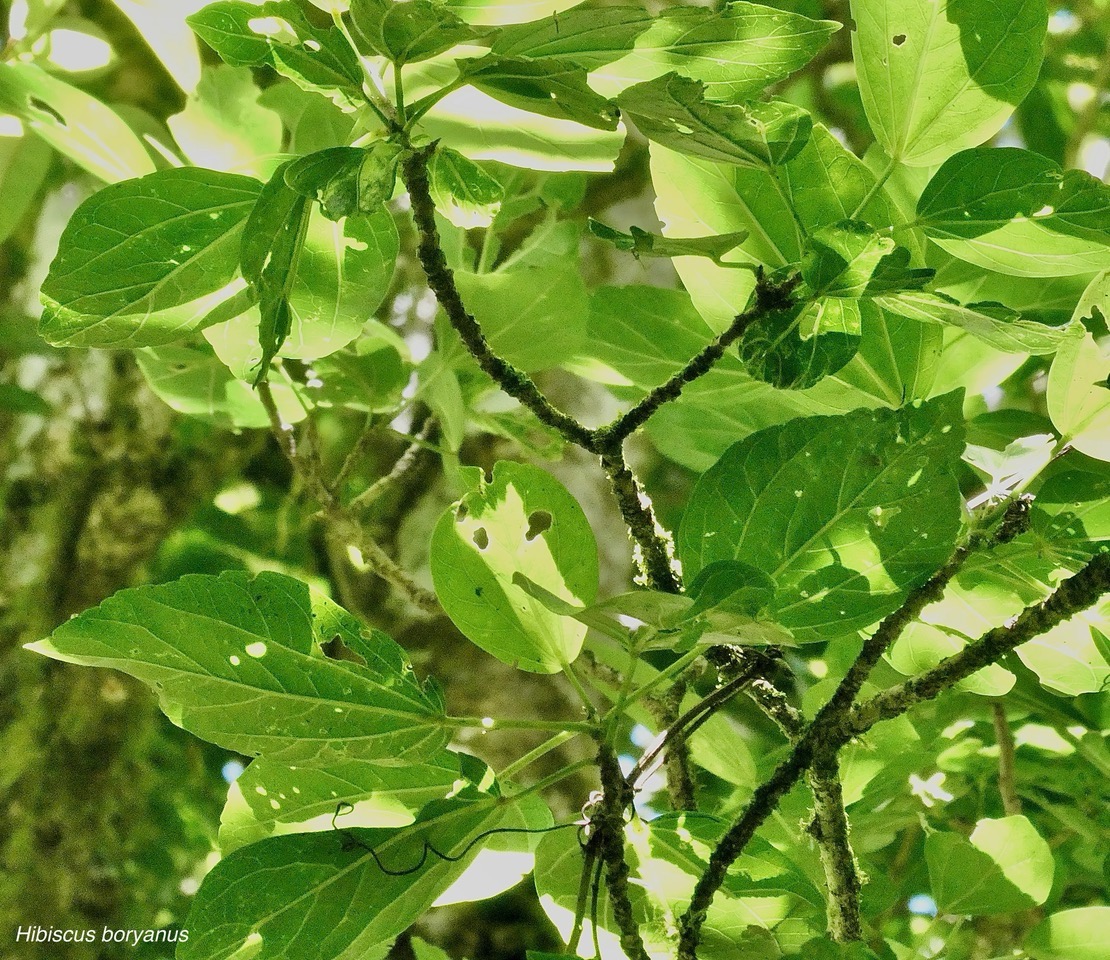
991,702,1022,816
347,416,436,514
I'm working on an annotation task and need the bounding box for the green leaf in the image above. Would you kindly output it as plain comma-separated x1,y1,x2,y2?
588,219,748,266
492,4,653,69
25,571,447,765
888,621,1015,696
219,751,468,853
109,0,208,93
240,162,312,383
284,142,404,221
850,0,1047,166
877,291,1075,355
619,74,811,168
738,300,865,390
445,0,582,26
678,394,965,640
917,148,1110,278
167,64,285,179
39,168,261,348
1025,907,1110,960
589,2,839,103
0,61,155,183
183,787,550,960
1015,595,1110,697
0,383,51,416
187,1,364,111
1048,329,1110,461
801,221,897,298
348,0,480,65
0,131,51,246
458,55,619,131
135,341,306,429
430,462,598,673
453,243,588,371
427,147,503,229
926,815,1054,915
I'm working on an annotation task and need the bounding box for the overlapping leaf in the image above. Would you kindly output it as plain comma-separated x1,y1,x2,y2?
26,571,447,765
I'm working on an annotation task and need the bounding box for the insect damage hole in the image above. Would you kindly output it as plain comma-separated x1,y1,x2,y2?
525,510,552,541
472,526,490,550
28,97,66,125
892,34,907,45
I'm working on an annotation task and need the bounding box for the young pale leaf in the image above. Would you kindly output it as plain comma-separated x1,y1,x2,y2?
444,0,581,26
589,2,839,103
1047,330,1110,461
430,462,598,673
738,300,865,390
588,219,748,266
219,751,468,853
348,0,480,65
0,61,155,183
679,393,965,640
618,74,811,168
183,788,550,960
850,0,1047,166
917,148,1110,278
39,168,261,348
876,291,1075,355
187,1,364,111
1025,907,1110,960
926,816,1054,915
492,4,653,68
427,147,503,228
458,55,619,131
25,571,447,765
800,221,897,298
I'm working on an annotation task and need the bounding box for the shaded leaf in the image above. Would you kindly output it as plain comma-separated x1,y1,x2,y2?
588,219,748,266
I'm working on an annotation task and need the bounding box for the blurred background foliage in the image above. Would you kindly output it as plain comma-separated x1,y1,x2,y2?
0,1,1106,958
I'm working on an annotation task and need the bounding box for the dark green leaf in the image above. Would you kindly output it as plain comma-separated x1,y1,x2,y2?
428,147,504,228
430,462,598,673
458,55,619,131
917,148,1110,277
738,300,863,390
39,168,261,348
619,73,811,167
679,394,966,640
26,571,447,765
285,142,404,220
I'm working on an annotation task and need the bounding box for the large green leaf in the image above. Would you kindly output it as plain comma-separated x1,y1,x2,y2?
0,61,155,183
588,1,839,103
1025,907,1110,960
926,816,1054,915
206,206,399,376
427,147,503,228
849,0,1047,166
39,168,261,348
25,572,447,765
445,0,582,26
678,394,965,640
219,751,471,853
183,787,550,960
348,0,479,65
619,74,811,168
430,462,598,673
916,148,1110,278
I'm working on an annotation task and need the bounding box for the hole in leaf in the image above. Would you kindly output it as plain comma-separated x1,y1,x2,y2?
472,526,489,550
321,634,367,666
892,34,907,45
525,510,552,541
28,97,66,125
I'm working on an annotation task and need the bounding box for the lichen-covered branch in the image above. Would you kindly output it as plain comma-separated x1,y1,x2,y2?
644,677,697,811
808,748,864,942
852,551,1110,733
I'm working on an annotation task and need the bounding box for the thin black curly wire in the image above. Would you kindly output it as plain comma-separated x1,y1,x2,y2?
330,801,583,876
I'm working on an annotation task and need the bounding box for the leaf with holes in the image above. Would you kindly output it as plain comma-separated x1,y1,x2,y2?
25,571,447,765
850,0,1047,166
430,462,598,673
